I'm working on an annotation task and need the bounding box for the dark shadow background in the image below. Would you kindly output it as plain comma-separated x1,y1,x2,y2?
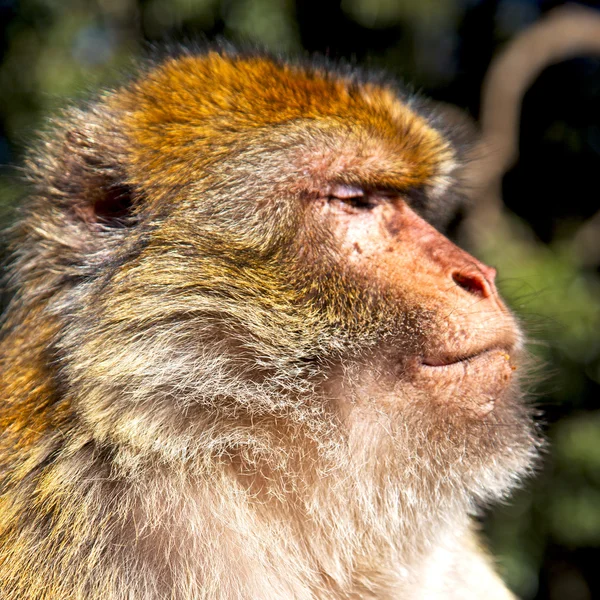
1,1,599,598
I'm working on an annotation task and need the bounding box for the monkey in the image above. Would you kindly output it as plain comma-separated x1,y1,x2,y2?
0,47,539,599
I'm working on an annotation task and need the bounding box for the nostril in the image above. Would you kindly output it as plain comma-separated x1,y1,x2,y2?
452,270,493,298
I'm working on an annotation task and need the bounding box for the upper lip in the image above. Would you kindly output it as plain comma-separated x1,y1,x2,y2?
421,346,508,367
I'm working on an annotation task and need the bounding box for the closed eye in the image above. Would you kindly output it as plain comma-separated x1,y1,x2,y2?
327,184,377,210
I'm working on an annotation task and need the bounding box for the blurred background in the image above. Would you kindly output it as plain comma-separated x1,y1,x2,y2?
0,1,599,598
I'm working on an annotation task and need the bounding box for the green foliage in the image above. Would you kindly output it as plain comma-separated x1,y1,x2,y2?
480,215,600,598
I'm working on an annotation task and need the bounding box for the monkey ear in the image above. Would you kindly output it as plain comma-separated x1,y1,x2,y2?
81,182,135,228
44,114,138,229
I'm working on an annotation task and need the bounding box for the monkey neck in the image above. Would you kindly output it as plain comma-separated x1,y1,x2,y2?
111,414,473,596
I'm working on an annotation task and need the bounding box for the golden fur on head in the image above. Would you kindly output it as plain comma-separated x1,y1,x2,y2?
0,46,538,599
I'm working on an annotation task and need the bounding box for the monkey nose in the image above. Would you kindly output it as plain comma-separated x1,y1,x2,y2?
452,265,497,298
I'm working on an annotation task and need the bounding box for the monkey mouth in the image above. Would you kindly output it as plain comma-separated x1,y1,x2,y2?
417,348,517,415
421,347,514,369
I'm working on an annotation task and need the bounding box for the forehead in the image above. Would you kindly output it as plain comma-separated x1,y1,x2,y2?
118,52,456,194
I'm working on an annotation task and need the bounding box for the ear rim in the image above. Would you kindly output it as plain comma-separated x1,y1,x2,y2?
29,103,141,231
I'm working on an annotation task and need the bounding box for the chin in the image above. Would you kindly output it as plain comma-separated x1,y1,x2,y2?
335,352,540,507
415,348,518,417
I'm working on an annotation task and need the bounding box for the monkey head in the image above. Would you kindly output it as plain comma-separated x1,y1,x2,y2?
14,49,538,530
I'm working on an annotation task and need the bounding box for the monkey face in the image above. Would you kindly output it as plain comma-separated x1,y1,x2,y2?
307,182,519,418
16,51,537,505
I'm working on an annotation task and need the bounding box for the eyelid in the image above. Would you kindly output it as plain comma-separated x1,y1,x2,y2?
329,184,365,200
324,184,380,210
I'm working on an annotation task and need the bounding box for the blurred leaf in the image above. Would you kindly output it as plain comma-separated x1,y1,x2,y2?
479,214,600,363
554,414,600,484
549,485,600,546
143,0,220,38
224,0,300,52
341,0,460,28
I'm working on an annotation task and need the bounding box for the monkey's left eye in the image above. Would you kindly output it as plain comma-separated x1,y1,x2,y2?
328,184,376,210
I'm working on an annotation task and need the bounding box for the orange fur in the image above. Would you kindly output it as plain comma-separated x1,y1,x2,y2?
0,48,536,599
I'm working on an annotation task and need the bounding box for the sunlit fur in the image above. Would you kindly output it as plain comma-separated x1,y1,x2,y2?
0,47,538,599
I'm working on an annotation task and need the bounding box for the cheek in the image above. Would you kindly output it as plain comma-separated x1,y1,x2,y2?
331,208,400,290
333,208,393,262
332,209,442,314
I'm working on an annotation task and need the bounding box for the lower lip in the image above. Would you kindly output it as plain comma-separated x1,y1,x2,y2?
417,349,516,414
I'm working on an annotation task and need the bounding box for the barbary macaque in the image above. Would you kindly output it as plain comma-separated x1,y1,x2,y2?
0,47,539,599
